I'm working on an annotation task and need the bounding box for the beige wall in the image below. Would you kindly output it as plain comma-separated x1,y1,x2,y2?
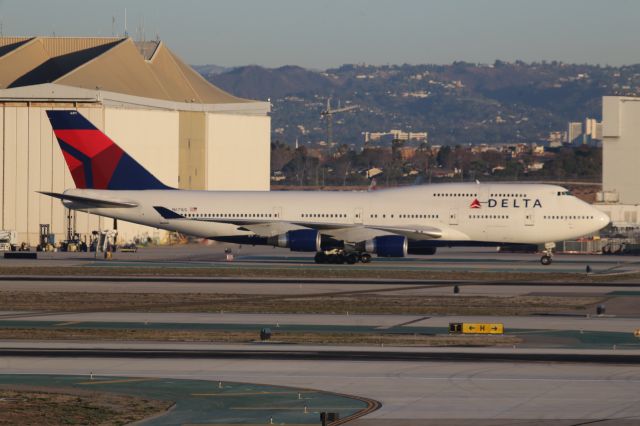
104,107,179,186
178,111,207,190
206,113,270,191
104,107,179,243
602,97,640,205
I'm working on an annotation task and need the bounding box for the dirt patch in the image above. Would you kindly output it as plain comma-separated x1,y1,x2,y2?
0,386,170,425
0,291,601,315
0,265,612,282
0,328,521,347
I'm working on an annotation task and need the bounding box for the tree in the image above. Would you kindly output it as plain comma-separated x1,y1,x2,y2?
271,141,294,172
436,145,455,169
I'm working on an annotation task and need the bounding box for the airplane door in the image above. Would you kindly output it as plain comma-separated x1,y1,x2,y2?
525,209,535,226
449,209,458,226
273,206,282,219
353,208,363,224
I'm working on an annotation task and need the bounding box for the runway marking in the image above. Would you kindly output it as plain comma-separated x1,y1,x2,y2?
382,316,431,329
76,377,158,385
192,391,315,397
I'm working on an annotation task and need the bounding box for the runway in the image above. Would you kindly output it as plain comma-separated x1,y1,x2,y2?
1,351,639,424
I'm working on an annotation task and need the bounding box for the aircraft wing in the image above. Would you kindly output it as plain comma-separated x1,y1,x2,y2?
153,207,305,237
153,206,443,241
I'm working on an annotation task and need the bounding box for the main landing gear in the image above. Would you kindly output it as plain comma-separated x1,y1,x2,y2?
314,249,371,265
540,242,555,266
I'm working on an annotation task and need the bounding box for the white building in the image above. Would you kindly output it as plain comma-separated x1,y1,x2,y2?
567,122,583,145
595,96,640,228
0,37,270,245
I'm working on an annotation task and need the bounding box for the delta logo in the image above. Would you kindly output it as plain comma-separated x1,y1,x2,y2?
469,197,543,209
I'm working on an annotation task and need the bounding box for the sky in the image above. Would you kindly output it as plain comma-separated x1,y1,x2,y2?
0,0,639,69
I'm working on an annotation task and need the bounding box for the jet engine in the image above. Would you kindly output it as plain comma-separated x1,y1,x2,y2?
269,229,321,252
363,235,408,257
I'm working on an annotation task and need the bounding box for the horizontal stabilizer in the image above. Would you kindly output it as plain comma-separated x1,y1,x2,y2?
38,191,138,208
153,206,185,219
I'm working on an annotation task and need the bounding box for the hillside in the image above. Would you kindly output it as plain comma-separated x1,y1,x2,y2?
209,65,334,100
203,61,640,146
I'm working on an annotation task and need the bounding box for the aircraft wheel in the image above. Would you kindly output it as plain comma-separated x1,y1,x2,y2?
314,252,327,264
360,253,372,264
345,253,359,265
328,254,341,264
540,255,552,266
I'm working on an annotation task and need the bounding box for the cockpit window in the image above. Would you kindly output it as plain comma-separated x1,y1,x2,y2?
556,191,571,196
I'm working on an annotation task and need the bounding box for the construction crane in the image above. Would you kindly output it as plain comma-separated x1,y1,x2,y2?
320,98,358,145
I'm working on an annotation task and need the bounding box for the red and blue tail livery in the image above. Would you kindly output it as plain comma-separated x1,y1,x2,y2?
46,110,170,190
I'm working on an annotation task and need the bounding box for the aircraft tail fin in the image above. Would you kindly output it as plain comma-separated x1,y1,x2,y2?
46,110,171,190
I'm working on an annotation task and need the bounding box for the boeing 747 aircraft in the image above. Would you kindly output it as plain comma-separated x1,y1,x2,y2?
41,110,610,265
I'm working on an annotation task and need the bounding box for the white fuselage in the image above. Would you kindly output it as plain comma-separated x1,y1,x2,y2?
61,183,609,246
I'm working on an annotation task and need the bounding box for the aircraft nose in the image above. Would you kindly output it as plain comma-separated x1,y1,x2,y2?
593,208,610,229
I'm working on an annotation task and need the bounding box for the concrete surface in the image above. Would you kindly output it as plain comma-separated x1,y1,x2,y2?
1,355,638,423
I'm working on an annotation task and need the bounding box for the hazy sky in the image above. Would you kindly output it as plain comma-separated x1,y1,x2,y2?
1,0,638,68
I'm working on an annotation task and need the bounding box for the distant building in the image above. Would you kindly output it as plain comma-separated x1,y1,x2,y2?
526,161,545,172
532,145,545,155
364,167,383,179
548,131,564,148
566,118,602,146
567,122,583,145
363,130,428,144
595,122,603,140
397,146,417,161
583,118,603,144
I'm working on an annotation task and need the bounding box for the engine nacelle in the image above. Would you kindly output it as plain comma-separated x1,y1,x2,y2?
407,241,437,255
269,229,321,252
364,235,408,257
408,246,437,255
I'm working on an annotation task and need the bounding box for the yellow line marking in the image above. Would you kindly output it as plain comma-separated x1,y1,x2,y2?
55,321,82,326
192,391,316,397
77,378,158,385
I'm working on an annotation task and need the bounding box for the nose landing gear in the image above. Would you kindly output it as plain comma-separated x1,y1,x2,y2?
540,242,555,266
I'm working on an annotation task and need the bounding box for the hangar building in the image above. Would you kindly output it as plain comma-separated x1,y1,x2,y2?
0,36,270,246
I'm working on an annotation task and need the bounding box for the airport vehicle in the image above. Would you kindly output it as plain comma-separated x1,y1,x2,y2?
119,243,138,253
40,110,610,265
0,230,17,252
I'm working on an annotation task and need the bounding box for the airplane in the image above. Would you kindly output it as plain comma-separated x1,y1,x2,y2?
40,110,610,266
